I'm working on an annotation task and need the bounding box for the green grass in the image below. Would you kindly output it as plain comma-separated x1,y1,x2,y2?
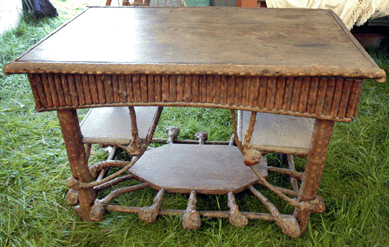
1,1,389,246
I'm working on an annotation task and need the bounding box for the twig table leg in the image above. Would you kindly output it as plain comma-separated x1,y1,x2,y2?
294,119,335,234
57,109,96,221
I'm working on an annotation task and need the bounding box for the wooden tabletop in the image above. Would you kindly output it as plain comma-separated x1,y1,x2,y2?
3,7,386,81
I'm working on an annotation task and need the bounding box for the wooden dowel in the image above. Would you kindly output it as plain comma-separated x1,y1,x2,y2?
220,75,228,105
322,77,335,116
169,75,177,102
119,75,127,103
290,77,302,112
67,74,79,106
133,74,141,102
258,77,267,109
337,78,352,118
103,75,114,103
242,76,250,107
88,75,99,104
314,77,328,116
213,75,221,104
200,75,207,103
40,74,53,108
140,74,148,102
95,75,106,104
47,74,59,108
59,74,72,106
298,77,311,113
282,77,294,111
162,75,169,102
206,75,213,103
28,74,43,109
74,74,85,105
329,78,344,117
227,76,235,106
192,75,199,103
266,77,277,109
154,75,162,102
176,75,184,102
306,77,319,114
184,75,192,103
147,75,155,102
125,75,133,103
345,79,363,118
82,74,93,104
274,77,286,110
235,76,243,107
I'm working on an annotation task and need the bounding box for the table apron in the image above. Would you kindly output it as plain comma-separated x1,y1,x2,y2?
27,73,364,122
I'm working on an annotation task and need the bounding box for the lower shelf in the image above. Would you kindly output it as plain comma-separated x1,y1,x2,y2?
129,144,268,194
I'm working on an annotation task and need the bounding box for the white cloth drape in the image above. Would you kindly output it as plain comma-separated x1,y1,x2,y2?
266,0,389,29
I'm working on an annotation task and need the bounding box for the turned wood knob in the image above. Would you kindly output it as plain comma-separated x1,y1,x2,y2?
194,131,208,145
166,126,180,144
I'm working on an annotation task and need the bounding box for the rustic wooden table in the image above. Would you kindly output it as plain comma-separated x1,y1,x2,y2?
4,7,386,237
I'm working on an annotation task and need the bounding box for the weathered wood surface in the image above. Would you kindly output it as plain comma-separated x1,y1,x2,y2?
4,7,385,82
128,144,268,194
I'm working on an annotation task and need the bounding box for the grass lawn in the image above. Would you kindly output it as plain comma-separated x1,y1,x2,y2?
0,1,388,246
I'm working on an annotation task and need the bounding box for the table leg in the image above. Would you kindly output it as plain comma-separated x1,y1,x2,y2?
57,109,96,221
294,119,335,234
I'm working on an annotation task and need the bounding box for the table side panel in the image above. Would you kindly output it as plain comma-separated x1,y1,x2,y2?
28,73,364,122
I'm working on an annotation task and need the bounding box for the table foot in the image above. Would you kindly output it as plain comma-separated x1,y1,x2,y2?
139,189,165,224
292,196,326,236
228,192,248,227
182,190,201,230
66,189,79,206
249,185,301,238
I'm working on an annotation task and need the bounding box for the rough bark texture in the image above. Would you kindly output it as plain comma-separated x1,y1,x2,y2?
57,109,96,221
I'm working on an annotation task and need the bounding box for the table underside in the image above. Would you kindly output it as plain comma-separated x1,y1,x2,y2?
28,73,363,122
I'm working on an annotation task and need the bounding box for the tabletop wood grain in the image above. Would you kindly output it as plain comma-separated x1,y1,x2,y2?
4,7,386,81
